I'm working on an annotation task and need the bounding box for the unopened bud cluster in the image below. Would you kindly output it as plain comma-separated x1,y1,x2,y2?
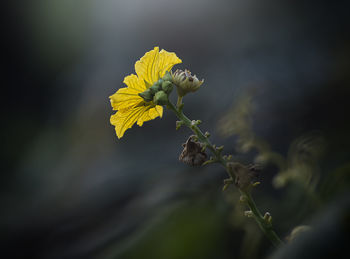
138,72,173,105
171,69,204,97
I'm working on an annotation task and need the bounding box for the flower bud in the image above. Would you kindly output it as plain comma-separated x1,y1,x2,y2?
162,71,172,82
149,84,161,95
171,69,204,97
263,212,272,224
138,89,153,102
161,81,173,94
153,90,168,105
176,120,184,130
244,210,254,218
154,79,163,86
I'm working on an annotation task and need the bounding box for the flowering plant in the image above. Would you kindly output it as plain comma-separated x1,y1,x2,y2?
109,47,283,247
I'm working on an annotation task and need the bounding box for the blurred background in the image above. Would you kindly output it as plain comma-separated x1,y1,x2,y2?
2,0,350,258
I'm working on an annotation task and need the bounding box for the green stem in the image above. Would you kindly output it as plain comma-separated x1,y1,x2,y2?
240,191,283,247
168,101,222,160
176,96,183,108
167,100,284,247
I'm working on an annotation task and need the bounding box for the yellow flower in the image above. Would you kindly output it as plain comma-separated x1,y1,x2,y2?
109,47,182,138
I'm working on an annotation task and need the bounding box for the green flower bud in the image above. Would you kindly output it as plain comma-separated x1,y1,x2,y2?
154,79,163,86
138,89,153,102
244,210,254,218
171,69,204,97
263,212,272,225
162,71,172,82
176,120,184,130
161,80,173,94
153,90,168,105
149,84,161,95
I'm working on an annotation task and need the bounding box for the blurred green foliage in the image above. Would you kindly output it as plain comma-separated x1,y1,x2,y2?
100,198,231,259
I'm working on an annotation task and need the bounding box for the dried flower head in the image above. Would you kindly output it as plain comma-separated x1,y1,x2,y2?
227,162,260,190
171,69,204,97
179,135,207,166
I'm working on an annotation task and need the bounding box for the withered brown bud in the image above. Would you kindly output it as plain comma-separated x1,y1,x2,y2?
227,162,260,190
179,135,207,166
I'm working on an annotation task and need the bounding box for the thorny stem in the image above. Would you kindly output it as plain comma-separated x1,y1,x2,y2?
167,99,284,247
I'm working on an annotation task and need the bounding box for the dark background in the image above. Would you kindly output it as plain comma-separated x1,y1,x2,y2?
2,1,350,258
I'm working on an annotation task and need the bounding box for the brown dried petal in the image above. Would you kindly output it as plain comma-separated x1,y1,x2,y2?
227,162,260,190
179,135,207,166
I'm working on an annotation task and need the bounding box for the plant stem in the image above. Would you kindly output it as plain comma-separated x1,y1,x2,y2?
176,96,183,108
240,191,284,247
167,100,284,247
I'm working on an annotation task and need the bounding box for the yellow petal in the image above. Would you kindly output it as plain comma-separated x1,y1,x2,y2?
155,105,163,118
109,87,143,111
109,74,146,110
135,47,182,85
137,105,163,126
157,49,182,78
123,74,146,92
110,106,149,138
